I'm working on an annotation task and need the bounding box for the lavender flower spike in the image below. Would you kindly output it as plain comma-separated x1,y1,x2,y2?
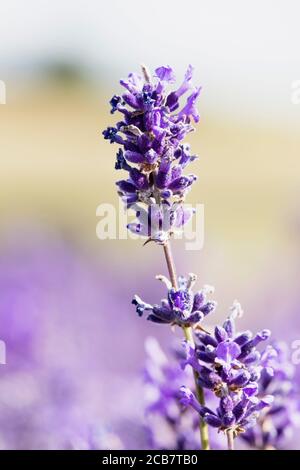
103,64,213,450
180,303,275,441
103,64,201,243
132,274,216,327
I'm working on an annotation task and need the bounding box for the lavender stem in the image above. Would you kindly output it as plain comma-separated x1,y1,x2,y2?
162,240,210,451
226,429,234,450
163,242,178,290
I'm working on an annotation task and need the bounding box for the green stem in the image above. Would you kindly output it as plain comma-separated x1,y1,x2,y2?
162,240,210,450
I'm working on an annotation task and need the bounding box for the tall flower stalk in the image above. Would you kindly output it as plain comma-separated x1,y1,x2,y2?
179,304,274,449
103,64,275,450
103,63,211,449
162,241,210,449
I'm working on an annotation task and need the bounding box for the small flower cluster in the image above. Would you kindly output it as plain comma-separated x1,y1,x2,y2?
242,341,300,449
179,303,275,438
103,65,201,243
132,274,216,327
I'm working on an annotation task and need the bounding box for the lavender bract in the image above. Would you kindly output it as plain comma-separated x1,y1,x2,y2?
103,65,201,243
132,274,216,327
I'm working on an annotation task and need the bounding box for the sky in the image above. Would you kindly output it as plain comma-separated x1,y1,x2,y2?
0,0,299,124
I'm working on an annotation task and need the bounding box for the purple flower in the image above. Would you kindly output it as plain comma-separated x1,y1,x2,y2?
144,338,225,450
242,342,300,449
177,87,202,123
133,275,216,327
103,64,201,242
155,66,176,83
116,167,150,207
180,302,274,437
180,386,273,436
166,65,195,111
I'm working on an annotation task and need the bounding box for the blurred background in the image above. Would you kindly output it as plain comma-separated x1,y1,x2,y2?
0,0,300,449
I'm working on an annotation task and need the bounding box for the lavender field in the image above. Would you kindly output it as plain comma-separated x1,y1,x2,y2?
1,0,300,452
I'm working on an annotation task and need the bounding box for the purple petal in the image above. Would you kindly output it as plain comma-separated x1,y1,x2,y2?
120,73,143,93
204,414,221,428
229,370,251,387
155,65,175,83
197,333,218,348
173,206,195,228
200,301,217,316
129,168,149,190
181,341,202,373
197,350,215,363
215,326,228,343
156,159,172,189
223,318,235,338
234,331,252,346
168,175,196,193
169,289,193,313
166,65,194,111
147,314,169,324
185,311,204,324
222,412,235,427
243,350,261,364
193,292,205,311
116,180,137,193
220,396,234,413
145,149,158,164
243,383,258,398
152,305,175,323
171,165,183,181
124,150,145,163
122,92,140,109
178,87,201,123
216,340,241,363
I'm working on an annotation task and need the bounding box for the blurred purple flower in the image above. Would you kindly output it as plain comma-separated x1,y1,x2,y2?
241,341,300,449
0,229,142,449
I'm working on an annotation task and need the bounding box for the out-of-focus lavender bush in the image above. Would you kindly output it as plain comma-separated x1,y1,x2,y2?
0,225,300,449
0,227,148,449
